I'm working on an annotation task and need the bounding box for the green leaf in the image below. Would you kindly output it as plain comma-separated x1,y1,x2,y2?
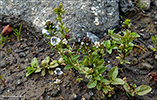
108,66,118,80
35,66,41,73
102,86,109,94
48,70,54,75
83,57,89,66
25,66,36,77
107,48,112,54
128,42,134,46
108,29,115,35
49,60,59,68
41,69,46,76
102,79,110,85
135,85,152,96
98,67,107,74
104,40,111,49
130,32,140,38
96,83,102,90
111,34,121,41
111,78,125,85
96,59,104,68
31,58,38,67
123,83,131,93
95,75,101,81
72,55,79,61
87,80,97,88
64,64,73,69
41,56,50,67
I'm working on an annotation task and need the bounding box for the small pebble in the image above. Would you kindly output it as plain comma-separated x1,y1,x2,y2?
0,61,7,68
19,52,26,58
16,80,22,86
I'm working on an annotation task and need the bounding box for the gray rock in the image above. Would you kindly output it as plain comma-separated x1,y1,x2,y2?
120,0,134,12
0,0,119,41
19,52,26,58
84,93,91,100
105,64,112,72
146,58,154,65
16,80,22,86
138,63,154,70
86,32,99,43
0,61,7,68
139,70,149,75
17,76,22,79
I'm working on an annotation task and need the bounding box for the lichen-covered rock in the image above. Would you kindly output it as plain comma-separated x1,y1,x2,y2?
120,0,134,12
0,0,119,41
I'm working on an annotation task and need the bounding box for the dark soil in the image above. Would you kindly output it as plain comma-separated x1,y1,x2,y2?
0,2,157,100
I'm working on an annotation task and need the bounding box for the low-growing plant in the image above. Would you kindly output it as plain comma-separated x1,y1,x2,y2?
104,20,140,64
40,4,151,98
123,83,152,97
25,3,152,98
150,35,157,51
0,33,8,47
12,24,22,41
25,57,63,77
122,19,131,28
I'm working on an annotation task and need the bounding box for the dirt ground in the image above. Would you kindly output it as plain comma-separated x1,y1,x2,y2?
0,2,157,100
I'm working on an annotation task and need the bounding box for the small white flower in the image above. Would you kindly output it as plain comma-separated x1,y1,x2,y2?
42,28,50,36
62,39,68,45
94,41,100,48
54,68,63,75
51,36,61,46
81,42,84,45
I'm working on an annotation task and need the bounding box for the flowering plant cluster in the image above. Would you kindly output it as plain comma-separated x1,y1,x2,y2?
26,3,152,98
104,22,140,64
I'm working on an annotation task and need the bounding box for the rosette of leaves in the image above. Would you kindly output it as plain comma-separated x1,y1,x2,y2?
41,56,59,76
108,29,140,64
87,66,125,97
25,58,41,77
123,83,152,97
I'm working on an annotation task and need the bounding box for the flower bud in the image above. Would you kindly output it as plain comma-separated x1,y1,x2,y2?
65,34,70,39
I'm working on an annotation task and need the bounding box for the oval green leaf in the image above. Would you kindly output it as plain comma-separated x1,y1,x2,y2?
87,80,97,88
108,66,118,80
135,85,152,96
111,78,125,85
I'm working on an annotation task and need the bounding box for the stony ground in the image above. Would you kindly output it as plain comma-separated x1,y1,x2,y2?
0,1,157,100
